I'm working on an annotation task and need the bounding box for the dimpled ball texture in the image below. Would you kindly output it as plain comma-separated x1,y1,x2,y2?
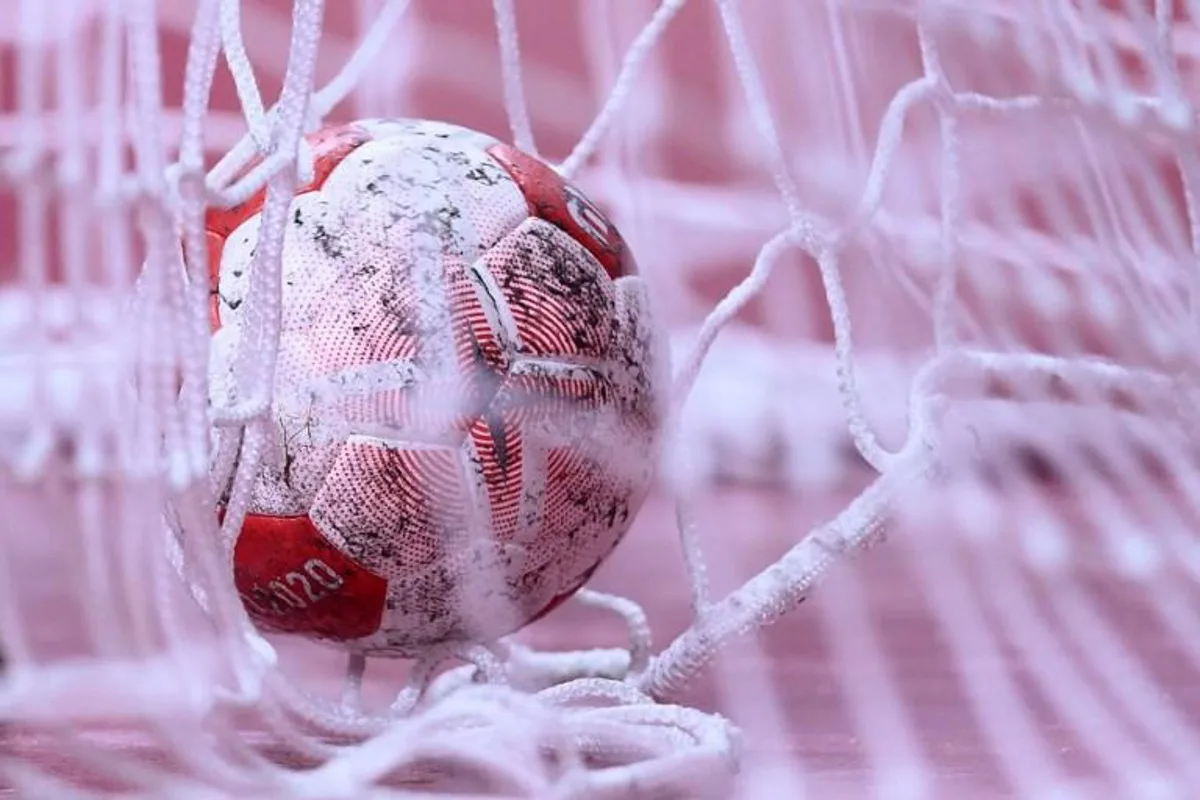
205,119,667,655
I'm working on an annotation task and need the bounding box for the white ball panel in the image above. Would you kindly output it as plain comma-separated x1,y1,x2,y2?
316,130,529,261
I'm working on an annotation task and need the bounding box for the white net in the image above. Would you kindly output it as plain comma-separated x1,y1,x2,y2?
4,0,1200,796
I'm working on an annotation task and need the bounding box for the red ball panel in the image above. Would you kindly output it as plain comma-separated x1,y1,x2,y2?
485,143,637,280
232,513,388,640
205,123,373,330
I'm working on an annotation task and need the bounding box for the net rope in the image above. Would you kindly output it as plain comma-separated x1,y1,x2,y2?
4,0,1200,796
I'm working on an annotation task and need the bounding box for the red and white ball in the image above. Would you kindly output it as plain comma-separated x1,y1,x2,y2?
206,119,666,655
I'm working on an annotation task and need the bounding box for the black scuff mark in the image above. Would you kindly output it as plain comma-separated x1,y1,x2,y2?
465,165,504,186
311,221,345,259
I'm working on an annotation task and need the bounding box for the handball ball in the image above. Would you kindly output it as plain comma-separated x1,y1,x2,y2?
206,119,667,655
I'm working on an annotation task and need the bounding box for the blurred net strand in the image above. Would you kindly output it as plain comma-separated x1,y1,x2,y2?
199,0,414,208
491,0,538,157
676,1,1200,793
969,515,1172,797
557,0,687,181
0,8,265,799
815,567,932,800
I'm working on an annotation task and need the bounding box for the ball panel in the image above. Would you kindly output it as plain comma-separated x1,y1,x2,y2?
607,277,670,433
372,537,531,653
467,414,525,542
543,446,620,533
250,431,344,518
486,142,637,280
315,129,528,263
208,325,239,409
452,262,510,374
232,512,387,641
516,443,633,612
252,386,355,516
309,439,471,578
215,191,379,340
478,218,617,361
447,262,511,437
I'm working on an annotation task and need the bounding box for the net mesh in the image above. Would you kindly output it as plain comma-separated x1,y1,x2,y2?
4,0,1200,796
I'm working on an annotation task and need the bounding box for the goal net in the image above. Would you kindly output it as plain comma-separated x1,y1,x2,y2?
3,0,1200,797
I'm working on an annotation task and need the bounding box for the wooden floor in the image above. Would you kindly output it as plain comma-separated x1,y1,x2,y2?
508,484,1200,798
262,481,1200,797
551,486,1022,798
6,481,1199,797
